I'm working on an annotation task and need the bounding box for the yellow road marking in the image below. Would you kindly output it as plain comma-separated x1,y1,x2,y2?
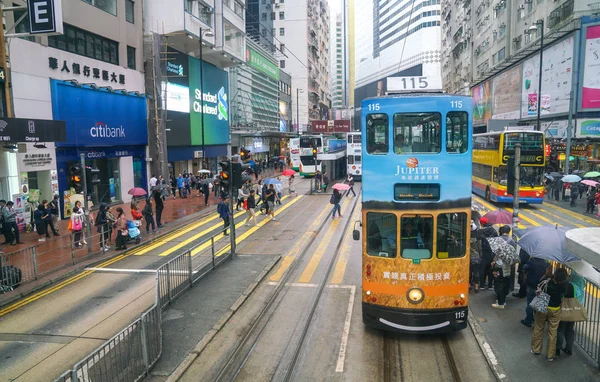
538,207,586,228
214,195,303,257
297,198,352,283
474,196,526,228
521,208,557,225
505,208,539,227
543,201,600,226
270,203,331,282
330,198,362,284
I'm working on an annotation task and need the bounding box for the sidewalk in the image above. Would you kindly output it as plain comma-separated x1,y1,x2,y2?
469,288,600,382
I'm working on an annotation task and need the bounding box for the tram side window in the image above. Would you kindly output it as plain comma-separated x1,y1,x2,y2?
400,216,433,259
393,113,441,154
348,155,354,164
436,213,468,259
366,114,389,154
355,155,362,163
366,212,397,258
446,112,469,153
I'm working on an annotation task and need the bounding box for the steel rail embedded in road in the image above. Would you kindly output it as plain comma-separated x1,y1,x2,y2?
213,195,360,382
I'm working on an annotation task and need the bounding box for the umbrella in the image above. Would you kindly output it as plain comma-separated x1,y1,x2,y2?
200,178,213,185
584,171,600,178
549,172,562,178
128,187,147,197
565,260,600,286
573,170,585,174
561,174,582,183
332,183,351,191
581,179,599,187
517,226,579,263
483,210,515,225
198,169,210,174
263,178,281,185
282,169,296,176
544,174,554,181
486,237,518,265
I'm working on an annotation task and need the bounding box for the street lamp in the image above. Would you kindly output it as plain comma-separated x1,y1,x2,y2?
296,88,304,133
528,19,544,132
199,27,215,170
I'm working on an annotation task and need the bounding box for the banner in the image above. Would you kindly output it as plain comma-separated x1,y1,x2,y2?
472,80,492,126
310,120,351,133
521,35,574,117
576,119,600,138
581,25,600,109
492,65,521,120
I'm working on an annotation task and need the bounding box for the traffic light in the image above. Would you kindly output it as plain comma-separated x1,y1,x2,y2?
506,157,515,195
85,166,101,186
232,163,251,189
312,145,317,159
550,150,559,171
219,160,231,189
70,164,83,193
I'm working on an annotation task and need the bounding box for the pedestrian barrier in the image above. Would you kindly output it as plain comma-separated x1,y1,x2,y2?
54,228,231,382
0,247,37,290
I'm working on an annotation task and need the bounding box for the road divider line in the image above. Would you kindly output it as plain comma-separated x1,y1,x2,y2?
297,198,351,283
214,195,303,257
270,204,331,282
335,285,356,373
330,198,362,284
538,207,587,228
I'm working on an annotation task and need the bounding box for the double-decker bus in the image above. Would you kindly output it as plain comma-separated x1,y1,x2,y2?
356,93,472,333
298,134,323,176
472,129,545,204
347,132,362,180
289,138,301,171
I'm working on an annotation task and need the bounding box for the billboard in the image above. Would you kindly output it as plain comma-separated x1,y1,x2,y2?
246,47,280,80
576,119,600,138
521,35,574,117
163,48,230,146
581,24,600,110
472,80,492,126
310,120,351,133
492,65,521,120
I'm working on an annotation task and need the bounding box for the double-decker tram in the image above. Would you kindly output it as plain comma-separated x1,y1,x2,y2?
298,134,324,176
472,128,545,204
347,132,362,180
357,93,472,333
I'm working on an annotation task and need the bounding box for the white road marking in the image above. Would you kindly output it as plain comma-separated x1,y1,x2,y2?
84,267,197,275
335,285,356,372
266,281,355,289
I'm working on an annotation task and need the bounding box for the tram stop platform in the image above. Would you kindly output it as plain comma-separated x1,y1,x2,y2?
469,288,600,382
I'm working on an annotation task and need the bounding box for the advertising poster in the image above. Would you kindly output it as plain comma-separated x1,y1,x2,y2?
576,119,600,138
542,120,569,139
581,25,600,109
12,194,26,231
492,66,522,119
109,178,116,202
472,81,492,126
51,170,59,196
63,190,73,219
521,35,574,117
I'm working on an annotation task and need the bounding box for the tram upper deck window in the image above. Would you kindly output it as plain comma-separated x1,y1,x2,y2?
393,113,441,154
399,216,433,260
366,114,389,154
436,213,468,259
446,112,469,153
366,212,397,258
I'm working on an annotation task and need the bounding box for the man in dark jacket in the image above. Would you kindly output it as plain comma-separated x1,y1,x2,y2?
513,248,530,298
217,196,230,236
570,184,579,207
478,217,498,290
95,203,109,250
521,257,549,327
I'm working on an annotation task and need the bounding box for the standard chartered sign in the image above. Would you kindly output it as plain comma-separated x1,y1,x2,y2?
192,87,228,121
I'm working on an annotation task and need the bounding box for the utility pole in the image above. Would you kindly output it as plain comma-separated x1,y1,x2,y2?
80,153,92,252
512,143,521,241
228,159,236,255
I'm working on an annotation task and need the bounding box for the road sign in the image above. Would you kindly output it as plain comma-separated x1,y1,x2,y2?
27,0,64,35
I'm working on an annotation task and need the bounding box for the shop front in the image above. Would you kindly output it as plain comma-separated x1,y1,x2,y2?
242,137,270,163
167,146,228,177
51,80,148,214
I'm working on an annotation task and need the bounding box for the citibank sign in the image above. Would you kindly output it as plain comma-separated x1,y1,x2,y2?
90,122,126,138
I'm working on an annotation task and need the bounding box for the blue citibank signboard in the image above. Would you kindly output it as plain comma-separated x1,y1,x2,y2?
51,80,148,147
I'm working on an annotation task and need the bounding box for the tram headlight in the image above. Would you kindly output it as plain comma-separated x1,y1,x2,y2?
407,287,424,304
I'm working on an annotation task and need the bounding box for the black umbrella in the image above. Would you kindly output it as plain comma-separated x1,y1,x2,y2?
550,172,562,178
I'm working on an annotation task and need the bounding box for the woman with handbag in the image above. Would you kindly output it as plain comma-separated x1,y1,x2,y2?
531,268,568,361
71,202,85,248
556,272,588,356
114,207,129,250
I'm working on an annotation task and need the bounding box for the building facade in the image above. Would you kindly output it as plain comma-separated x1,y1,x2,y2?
2,0,146,220
330,12,345,111
272,0,331,132
144,0,246,176
246,0,274,48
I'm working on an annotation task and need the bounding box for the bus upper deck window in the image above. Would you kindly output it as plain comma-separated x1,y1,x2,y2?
393,113,441,154
446,112,469,153
366,114,389,154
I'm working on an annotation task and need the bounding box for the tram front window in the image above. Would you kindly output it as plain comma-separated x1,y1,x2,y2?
366,212,397,258
393,113,441,154
436,213,468,259
400,216,433,259
366,114,389,154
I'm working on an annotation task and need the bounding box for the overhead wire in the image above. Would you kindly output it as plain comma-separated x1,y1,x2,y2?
396,0,419,74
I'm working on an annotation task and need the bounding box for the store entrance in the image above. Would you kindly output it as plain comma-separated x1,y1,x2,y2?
66,158,121,206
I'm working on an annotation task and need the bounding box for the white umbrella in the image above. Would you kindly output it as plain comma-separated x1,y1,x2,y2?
198,169,210,174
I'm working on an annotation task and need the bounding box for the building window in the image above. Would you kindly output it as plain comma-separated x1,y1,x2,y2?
13,8,34,42
234,1,244,19
280,43,285,53
279,11,285,20
279,27,285,36
280,60,285,68
125,0,134,23
224,20,244,58
498,47,506,62
49,24,119,65
261,29,267,37
262,12,267,21
271,12,276,20
81,0,117,16
127,46,136,69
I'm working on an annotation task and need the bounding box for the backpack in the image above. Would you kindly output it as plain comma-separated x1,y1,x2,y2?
329,194,336,204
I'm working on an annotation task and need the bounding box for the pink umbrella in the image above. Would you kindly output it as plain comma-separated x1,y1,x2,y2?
282,169,296,176
128,187,147,197
332,183,350,191
581,179,599,187
482,209,515,225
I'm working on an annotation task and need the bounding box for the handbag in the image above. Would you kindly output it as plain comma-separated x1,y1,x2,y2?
67,219,73,231
72,218,82,232
530,279,550,313
560,297,588,322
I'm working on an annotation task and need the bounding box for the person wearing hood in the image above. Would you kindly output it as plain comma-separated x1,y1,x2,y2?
95,203,110,251
479,217,498,291
469,219,482,293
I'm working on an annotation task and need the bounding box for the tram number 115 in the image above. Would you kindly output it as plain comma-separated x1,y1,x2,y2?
455,310,466,319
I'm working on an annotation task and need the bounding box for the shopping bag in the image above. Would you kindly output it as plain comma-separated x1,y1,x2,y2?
67,219,73,231
560,297,588,322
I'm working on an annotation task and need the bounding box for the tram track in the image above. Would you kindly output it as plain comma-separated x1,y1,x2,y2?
213,191,360,382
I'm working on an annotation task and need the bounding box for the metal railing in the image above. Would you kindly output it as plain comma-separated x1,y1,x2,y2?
55,228,232,382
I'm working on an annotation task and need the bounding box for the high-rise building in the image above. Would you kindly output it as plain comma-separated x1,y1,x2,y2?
246,0,274,49
330,12,345,111
273,0,331,131
354,0,442,127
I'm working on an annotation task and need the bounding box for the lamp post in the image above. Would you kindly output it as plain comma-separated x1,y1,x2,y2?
529,19,544,132
296,88,304,133
199,27,215,170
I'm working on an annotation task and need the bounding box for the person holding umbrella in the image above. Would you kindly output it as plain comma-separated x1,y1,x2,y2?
491,225,514,309
331,188,343,219
479,217,498,291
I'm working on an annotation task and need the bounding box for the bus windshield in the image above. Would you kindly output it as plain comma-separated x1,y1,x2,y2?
503,132,544,152
393,113,441,154
495,166,544,187
300,137,321,148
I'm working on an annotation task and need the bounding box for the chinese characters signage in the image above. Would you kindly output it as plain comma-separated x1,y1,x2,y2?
310,120,351,133
48,56,125,84
246,47,280,80
383,271,451,281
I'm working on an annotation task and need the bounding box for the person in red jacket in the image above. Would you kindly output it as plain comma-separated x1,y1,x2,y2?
594,189,600,217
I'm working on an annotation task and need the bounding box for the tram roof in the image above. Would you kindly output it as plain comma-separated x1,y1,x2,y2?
364,91,468,101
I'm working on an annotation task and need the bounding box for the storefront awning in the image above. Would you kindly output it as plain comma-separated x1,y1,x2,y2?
0,117,67,143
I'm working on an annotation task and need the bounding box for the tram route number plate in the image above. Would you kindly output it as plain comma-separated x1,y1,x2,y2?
387,76,443,92
455,310,466,319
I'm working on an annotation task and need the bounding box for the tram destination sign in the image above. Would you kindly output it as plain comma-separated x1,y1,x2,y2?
394,183,440,201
